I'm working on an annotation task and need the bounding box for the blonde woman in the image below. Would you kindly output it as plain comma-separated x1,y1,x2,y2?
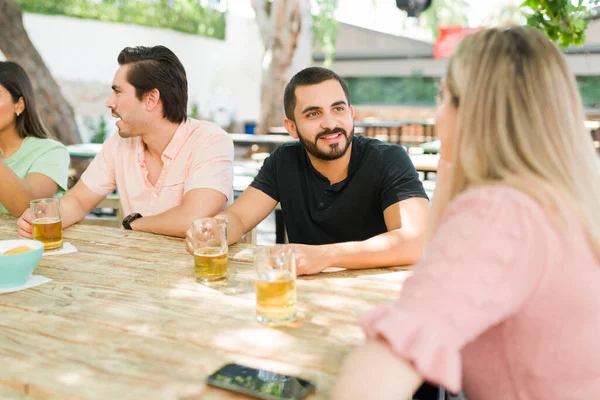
333,27,600,399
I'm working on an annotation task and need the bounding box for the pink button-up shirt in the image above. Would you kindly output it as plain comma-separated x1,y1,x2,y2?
81,118,234,217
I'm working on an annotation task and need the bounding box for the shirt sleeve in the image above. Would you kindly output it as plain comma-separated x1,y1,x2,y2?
28,144,70,191
362,186,548,394
184,130,234,200
80,134,118,197
249,146,280,202
378,145,429,211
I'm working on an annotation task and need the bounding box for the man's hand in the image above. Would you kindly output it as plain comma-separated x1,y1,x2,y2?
286,244,333,276
17,208,34,239
184,220,222,255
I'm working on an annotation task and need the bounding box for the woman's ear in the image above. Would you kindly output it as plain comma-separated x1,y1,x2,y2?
15,96,25,116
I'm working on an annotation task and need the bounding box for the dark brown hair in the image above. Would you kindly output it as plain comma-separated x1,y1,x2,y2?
284,67,351,122
0,61,50,139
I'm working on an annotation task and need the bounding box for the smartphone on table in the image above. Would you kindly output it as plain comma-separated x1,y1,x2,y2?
205,363,316,400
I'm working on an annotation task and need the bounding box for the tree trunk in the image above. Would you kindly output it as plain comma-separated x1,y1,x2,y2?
0,0,81,144
253,0,312,134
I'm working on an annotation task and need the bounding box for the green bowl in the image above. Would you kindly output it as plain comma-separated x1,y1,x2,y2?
0,239,44,288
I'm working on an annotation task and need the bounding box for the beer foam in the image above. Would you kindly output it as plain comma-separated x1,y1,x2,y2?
194,247,227,258
32,217,61,224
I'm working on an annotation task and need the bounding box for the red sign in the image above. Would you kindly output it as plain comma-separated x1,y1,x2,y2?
433,26,484,59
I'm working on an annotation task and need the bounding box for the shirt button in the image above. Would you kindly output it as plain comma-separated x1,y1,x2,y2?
319,202,324,207
152,193,158,199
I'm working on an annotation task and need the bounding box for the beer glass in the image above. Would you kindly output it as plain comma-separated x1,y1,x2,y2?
31,198,63,251
192,217,228,283
255,247,297,326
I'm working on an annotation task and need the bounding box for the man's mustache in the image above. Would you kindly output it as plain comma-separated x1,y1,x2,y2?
315,127,347,140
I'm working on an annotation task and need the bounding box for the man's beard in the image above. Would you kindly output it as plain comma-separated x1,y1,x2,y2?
297,126,353,161
116,118,143,138
112,112,131,138
117,128,130,138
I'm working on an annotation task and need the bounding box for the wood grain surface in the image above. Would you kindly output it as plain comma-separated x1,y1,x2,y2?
0,215,411,400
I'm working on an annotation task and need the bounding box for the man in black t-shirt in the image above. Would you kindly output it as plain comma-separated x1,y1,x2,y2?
185,67,429,275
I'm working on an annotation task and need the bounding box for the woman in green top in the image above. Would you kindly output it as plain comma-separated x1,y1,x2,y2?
0,61,70,216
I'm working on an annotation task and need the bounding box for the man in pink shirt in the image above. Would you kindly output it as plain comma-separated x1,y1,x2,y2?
17,45,233,238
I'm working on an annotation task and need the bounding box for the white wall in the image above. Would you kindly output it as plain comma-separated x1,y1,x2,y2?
20,12,273,125
320,58,449,77
586,20,600,45
314,23,433,59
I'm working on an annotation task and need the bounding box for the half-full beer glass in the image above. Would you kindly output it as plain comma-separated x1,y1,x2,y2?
255,247,297,326
192,217,228,283
31,198,63,250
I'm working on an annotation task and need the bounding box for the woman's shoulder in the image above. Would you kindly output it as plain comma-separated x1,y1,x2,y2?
440,183,557,236
23,136,68,153
433,184,564,271
450,184,544,214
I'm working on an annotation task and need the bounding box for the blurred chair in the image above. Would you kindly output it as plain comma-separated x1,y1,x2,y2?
81,194,122,228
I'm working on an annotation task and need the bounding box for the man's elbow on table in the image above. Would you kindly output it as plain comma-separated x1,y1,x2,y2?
132,190,229,237
399,228,426,265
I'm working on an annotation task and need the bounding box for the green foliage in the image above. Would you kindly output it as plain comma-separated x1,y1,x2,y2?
413,0,599,46
84,116,109,144
418,0,469,38
189,101,202,119
520,0,599,48
345,76,440,105
313,0,339,67
14,0,226,39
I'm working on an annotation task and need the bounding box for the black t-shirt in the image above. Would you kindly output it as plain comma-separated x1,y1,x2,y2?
250,135,428,245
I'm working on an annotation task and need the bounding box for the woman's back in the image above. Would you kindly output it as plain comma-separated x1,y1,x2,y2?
362,184,600,399
457,186,600,399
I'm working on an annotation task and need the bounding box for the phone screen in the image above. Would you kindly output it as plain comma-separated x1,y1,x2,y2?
205,363,316,400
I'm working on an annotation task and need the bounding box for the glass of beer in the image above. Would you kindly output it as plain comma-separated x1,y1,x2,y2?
30,198,63,251
255,247,297,326
192,217,228,284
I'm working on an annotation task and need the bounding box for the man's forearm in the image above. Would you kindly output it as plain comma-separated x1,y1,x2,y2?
60,194,92,228
325,228,425,269
217,210,249,245
130,206,197,237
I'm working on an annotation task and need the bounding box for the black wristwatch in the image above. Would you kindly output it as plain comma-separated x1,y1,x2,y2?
122,213,142,230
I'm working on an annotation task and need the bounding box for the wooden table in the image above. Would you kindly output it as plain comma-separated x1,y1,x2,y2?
409,154,439,180
0,215,411,400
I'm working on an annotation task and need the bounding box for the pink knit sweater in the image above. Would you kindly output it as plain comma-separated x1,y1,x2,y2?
363,185,600,399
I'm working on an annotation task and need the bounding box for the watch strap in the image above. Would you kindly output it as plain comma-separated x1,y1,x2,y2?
122,213,142,230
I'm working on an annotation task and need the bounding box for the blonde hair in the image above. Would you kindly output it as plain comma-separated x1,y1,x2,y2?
445,27,600,255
